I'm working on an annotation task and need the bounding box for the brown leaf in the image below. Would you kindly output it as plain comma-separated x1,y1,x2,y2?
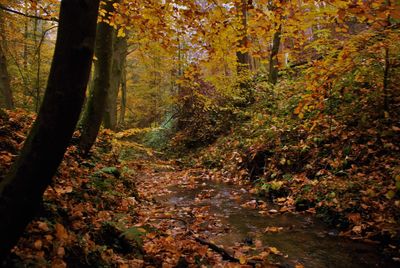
33,239,42,250
352,225,362,234
51,258,67,268
38,221,50,232
348,213,361,224
57,247,65,257
254,239,263,248
55,223,68,241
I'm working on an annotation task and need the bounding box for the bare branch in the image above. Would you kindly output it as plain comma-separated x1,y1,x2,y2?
0,3,58,22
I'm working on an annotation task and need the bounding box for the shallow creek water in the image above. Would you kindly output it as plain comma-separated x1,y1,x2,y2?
161,181,397,268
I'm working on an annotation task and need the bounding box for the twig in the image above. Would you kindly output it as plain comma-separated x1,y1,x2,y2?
193,236,240,262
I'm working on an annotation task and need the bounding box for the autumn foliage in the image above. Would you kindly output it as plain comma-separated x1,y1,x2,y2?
0,0,400,266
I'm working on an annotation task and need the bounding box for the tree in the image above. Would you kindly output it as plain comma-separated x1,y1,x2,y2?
0,11,14,109
268,1,283,85
79,0,117,154
268,24,281,84
118,61,127,126
235,0,251,73
103,33,128,130
0,0,100,261
0,41,13,109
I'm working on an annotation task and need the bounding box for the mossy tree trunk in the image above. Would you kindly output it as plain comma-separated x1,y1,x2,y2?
0,0,99,261
103,33,128,130
79,0,117,154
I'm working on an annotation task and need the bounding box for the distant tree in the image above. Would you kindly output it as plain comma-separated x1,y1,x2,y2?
0,0,99,261
104,33,128,130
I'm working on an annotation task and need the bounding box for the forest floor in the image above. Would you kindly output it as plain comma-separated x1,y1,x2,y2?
1,109,399,267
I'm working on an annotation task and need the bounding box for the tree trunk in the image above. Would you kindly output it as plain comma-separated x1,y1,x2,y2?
0,0,99,261
103,34,127,130
118,64,127,126
0,43,13,109
269,25,282,85
383,0,391,113
236,0,251,74
0,12,14,109
79,0,116,154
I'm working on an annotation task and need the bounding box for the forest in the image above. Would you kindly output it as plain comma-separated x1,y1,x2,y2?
0,0,399,267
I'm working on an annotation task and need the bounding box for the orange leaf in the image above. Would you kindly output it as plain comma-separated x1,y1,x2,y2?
33,239,42,250
55,223,68,240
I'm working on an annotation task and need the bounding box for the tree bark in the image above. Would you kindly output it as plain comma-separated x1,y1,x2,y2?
103,33,128,130
0,43,13,109
0,12,14,109
79,0,116,154
118,63,127,126
383,0,391,113
0,0,99,261
236,0,251,74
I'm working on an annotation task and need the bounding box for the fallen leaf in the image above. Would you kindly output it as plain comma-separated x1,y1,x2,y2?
55,223,68,240
239,255,247,264
37,221,50,232
264,226,283,233
352,225,362,234
348,213,361,224
57,247,65,257
33,239,42,250
269,247,281,255
255,239,263,248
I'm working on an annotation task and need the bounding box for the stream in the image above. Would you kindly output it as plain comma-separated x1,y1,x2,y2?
160,181,397,268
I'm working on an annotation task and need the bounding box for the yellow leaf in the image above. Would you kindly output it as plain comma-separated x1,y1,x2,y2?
269,247,281,255
265,226,283,233
137,227,147,233
117,28,126,38
239,255,247,264
385,190,396,200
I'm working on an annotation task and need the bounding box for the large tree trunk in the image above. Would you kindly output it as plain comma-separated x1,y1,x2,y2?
103,34,127,130
79,0,116,154
0,0,99,261
0,12,14,109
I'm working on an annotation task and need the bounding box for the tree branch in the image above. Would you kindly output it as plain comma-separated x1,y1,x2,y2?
0,4,58,22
